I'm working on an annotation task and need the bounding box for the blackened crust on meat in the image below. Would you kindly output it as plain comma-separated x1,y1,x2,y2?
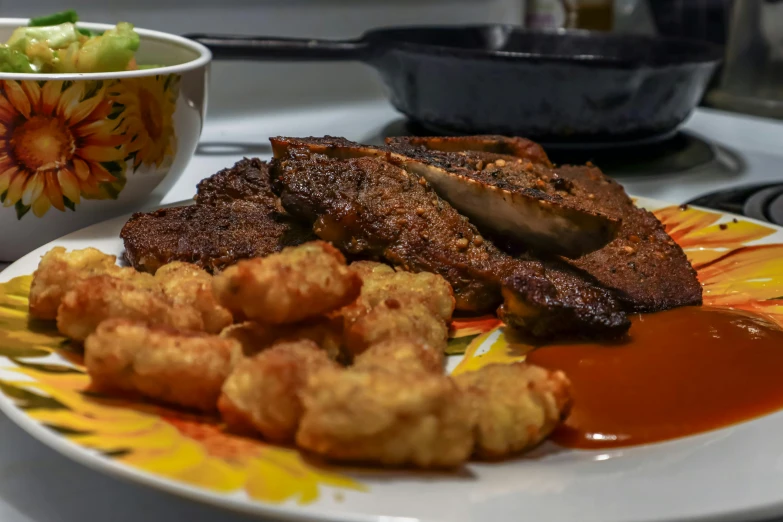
120,202,314,274
556,165,702,312
270,136,620,258
270,139,629,339
195,157,279,209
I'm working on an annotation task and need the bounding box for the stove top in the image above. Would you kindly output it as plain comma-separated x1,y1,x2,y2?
379,118,723,178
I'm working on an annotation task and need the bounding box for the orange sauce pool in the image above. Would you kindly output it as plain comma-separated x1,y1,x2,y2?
526,306,783,449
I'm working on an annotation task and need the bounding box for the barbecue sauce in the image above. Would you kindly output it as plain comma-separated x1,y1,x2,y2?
526,306,783,449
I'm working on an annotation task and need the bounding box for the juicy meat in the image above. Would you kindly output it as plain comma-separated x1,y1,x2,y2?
390,136,702,313
270,137,629,339
556,165,702,311
273,136,620,258
121,158,315,273
385,136,620,258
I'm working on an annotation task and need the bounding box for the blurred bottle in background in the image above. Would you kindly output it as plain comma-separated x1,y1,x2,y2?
525,0,613,31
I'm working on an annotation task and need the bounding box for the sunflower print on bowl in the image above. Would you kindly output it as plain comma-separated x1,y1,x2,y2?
0,76,180,220
0,203,781,505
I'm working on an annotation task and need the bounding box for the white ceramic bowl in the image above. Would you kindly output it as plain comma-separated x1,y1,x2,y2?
0,19,211,261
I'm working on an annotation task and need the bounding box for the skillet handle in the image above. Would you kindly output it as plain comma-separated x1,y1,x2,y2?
183,33,369,61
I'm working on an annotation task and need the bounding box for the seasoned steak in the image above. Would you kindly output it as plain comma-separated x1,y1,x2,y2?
556,165,702,312
121,158,314,273
270,137,629,339
195,157,280,209
388,136,702,313
121,202,314,274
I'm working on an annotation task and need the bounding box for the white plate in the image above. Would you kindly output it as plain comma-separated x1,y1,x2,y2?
1,198,783,522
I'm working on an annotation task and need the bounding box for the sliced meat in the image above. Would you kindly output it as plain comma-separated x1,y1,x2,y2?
121,202,314,274
270,137,629,339
556,165,702,312
390,136,702,313
272,136,619,258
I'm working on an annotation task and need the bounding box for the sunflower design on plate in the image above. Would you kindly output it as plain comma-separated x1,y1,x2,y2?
0,80,129,219
0,200,781,514
109,74,180,170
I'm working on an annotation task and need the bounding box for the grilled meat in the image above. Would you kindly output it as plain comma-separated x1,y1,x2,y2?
195,157,280,209
270,137,629,339
556,165,702,311
387,136,702,313
270,136,619,258
121,158,314,273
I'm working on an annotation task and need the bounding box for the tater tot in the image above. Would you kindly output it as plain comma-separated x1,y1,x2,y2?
213,241,362,324
454,363,572,459
57,275,204,341
155,262,233,334
29,247,121,320
218,340,338,442
344,300,448,357
297,367,476,468
220,317,344,360
353,338,444,374
344,261,455,325
85,319,242,412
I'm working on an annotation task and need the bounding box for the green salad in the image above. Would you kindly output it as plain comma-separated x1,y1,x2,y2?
0,10,155,74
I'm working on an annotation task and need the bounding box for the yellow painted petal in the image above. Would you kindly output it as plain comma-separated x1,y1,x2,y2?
44,175,65,211
56,82,86,122
57,168,81,203
21,81,41,112
31,194,51,217
654,205,721,245
679,220,775,249
700,245,783,306
0,166,16,194
20,173,44,206
78,145,124,163
3,81,31,119
0,94,18,121
686,248,729,268
72,158,91,181
88,161,116,182
41,81,64,115
68,85,106,124
451,325,532,375
4,170,28,206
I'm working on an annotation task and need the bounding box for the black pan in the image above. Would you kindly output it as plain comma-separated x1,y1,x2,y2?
184,25,723,144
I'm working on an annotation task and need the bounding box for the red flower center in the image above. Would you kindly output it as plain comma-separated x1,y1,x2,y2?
11,116,76,172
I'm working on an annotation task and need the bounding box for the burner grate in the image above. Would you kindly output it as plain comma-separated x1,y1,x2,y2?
688,183,783,226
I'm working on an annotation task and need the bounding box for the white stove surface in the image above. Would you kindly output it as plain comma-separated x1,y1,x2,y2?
1,102,783,522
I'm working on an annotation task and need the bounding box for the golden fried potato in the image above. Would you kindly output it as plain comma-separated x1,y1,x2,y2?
218,340,338,442
220,317,344,360
297,367,475,468
213,241,362,324
85,318,242,412
353,338,444,374
29,247,121,320
454,363,572,459
155,262,233,334
57,275,204,341
344,261,455,325
344,301,448,357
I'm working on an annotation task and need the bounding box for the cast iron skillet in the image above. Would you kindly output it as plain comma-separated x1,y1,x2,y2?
184,25,723,144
